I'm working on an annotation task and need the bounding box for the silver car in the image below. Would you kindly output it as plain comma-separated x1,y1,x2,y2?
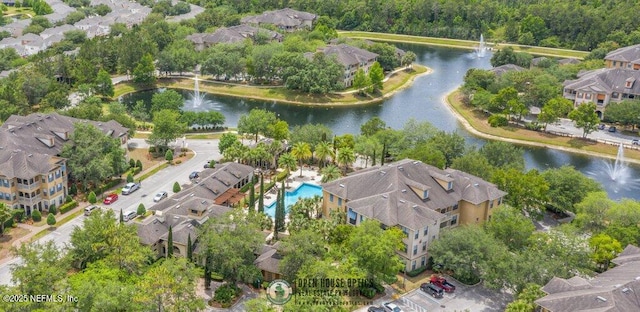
121,182,140,195
153,191,168,202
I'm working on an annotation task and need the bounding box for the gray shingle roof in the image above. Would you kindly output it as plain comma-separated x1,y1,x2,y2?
322,159,506,230
536,245,640,312
254,244,282,274
605,44,640,63
490,64,525,77
174,162,253,202
187,25,282,45
563,68,640,95
312,44,379,67
0,149,62,179
241,8,316,28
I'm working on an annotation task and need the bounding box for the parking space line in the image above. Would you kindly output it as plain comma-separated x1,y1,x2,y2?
401,297,427,312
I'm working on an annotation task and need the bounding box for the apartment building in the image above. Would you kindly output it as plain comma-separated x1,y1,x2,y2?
321,159,507,272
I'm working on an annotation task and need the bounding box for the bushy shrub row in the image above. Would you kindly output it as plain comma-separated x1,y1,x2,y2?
488,114,508,127
59,200,78,214
406,266,427,277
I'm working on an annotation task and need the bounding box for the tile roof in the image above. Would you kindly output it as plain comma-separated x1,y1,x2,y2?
536,244,640,312
322,159,506,231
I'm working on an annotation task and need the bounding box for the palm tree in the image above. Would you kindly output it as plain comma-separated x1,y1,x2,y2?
278,152,297,187
315,141,335,168
337,147,356,173
320,164,342,183
290,142,311,177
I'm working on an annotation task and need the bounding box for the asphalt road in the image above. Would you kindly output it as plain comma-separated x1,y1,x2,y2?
0,138,221,286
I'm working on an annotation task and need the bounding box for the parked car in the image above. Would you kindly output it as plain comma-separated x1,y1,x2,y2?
383,302,403,312
103,193,118,205
122,210,137,222
153,191,168,202
84,205,99,216
420,282,444,298
609,126,617,133
368,306,385,312
429,275,456,293
633,139,640,145
598,124,606,130
189,171,199,179
121,182,140,195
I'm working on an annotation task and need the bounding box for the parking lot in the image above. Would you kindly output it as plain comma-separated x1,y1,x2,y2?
379,282,512,312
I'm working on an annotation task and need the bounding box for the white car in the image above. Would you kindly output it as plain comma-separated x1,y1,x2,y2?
383,302,403,312
121,182,140,195
153,191,168,202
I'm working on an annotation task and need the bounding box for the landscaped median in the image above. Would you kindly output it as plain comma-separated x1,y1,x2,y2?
338,31,590,59
113,65,429,106
446,90,640,163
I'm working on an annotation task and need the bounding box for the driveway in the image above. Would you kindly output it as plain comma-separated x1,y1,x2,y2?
545,118,638,145
0,138,222,286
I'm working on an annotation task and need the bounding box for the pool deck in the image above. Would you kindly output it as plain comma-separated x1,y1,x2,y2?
262,166,321,209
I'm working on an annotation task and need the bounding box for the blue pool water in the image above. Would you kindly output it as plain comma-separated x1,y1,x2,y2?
264,183,323,218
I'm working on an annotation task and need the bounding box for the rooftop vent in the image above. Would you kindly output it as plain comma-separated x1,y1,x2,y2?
412,161,419,164
339,184,345,188
201,200,206,204
596,296,607,302
398,166,404,170
401,189,407,193
174,216,179,219
622,288,632,294
175,205,180,209
28,154,32,157
473,183,479,187
381,194,388,199
380,171,386,175
190,194,195,197
412,204,418,208
187,224,192,227
399,199,406,203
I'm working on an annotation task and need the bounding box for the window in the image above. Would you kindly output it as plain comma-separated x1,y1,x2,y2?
402,243,408,253
401,226,409,237
447,181,453,190
578,92,583,98
440,221,447,228
348,208,357,225
612,92,619,99
57,183,62,191
48,173,53,182
411,260,416,271
360,215,363,222
451,215,458,226
423,226,428,236
498,197,503,205
422,241,427,251
414,231,419,240
421,256,426,267
338,198,342,206
585,93,592,100
490,200,494,208
329,194,334,202
423,190,429,198
413,245,417,255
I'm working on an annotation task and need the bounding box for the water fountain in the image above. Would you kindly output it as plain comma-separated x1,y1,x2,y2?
605,144,629,182
476,34,487,58
191,75,206,107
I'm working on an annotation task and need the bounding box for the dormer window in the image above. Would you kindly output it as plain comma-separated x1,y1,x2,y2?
447,181,453,190
423,190,429,199
626,77,635,88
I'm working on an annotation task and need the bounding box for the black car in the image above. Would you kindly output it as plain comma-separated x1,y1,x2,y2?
189,171,199,179
609,126,617,133
598,124,606,130
368,306,386,312
420,283,444,298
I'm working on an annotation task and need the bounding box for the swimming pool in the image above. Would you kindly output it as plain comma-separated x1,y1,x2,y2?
264,183,323,218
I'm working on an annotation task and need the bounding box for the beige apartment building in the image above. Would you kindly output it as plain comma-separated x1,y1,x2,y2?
321,159,507,272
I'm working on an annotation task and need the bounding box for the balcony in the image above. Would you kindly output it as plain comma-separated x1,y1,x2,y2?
18,193,41,203
16,181,41,191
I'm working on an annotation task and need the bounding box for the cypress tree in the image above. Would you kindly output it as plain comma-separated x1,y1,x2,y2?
258,174,264,213
274,188,281,241
204,252,212,290
187,233,193,262
119,209,124,223
167,225,173,258
381,143,386,165
248,182,255,211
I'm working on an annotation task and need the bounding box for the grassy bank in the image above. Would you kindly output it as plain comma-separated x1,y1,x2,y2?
113,65,429,106
447,90,640,163
338,31,589,59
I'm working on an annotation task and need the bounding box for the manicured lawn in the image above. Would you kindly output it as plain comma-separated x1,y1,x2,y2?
447,91,640,162
338,31,589,59
0,227,29,260
3,7,35,17
113,65,429,106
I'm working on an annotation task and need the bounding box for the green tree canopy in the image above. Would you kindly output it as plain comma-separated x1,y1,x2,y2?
237,109,277,143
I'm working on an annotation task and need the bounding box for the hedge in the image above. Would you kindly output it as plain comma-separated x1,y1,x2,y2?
59,200,78,214
96,178,123,195
406,266,428,277
4,215,14,229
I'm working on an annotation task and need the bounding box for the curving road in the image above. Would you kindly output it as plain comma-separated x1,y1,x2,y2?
0,138,221,285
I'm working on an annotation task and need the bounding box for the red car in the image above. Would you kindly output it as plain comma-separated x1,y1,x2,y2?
103,193,118,205
430,276,456,293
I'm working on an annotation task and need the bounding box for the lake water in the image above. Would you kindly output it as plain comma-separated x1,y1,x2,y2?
121,44,640,200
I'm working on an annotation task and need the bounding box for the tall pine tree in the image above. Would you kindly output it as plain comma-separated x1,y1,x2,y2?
167,225,173,258
248,182,255,212
187,233,193,262
119,209,124,224
258,174,264,213
204,252,212,290
274,187,281,241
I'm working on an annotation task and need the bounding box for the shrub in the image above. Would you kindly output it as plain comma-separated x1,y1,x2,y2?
127,173,134,183
129,158,136,168
59,200,78,214
406,266,427,277
136,159,142,170
32,210,42,222
213,283,241,307
13,210,24,223
173,182,181,193
47,213,56,226
275,170,289,182
133,167,142,175
96,179,123,194
137,203,146,216
209,160,216,168
148,146,156,153
48,204,57,215
165,150,173,162
88,191,97,204
69,184,77,196
175,160,182,164
65,195,73,203
4,216,13,229
488,114,508,127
